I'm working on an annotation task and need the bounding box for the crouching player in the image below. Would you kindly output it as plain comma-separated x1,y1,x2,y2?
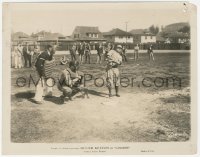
57,60,88,103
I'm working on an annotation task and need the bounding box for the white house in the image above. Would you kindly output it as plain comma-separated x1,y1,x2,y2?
129,29,156,44
71,26,106,42
141,35,156,43
103,28,133,44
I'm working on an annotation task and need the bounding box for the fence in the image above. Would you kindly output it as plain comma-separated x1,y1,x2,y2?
137,43,190,50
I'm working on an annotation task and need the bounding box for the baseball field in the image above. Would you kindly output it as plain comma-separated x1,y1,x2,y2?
11,52,191,143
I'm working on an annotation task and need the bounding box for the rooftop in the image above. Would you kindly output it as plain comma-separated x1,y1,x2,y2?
103,28,132,36
129,29,155,35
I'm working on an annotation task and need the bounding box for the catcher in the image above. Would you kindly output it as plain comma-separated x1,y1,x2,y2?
57,60,89,103
106,44,122,97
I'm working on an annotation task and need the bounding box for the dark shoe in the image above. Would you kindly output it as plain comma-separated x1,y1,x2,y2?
116,94,120,97
60,95,65,104
68,96,72,101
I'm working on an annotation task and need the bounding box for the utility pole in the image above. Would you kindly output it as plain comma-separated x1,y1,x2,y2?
125,21,128,46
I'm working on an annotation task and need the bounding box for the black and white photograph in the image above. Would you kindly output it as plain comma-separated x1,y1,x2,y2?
2,2,197,155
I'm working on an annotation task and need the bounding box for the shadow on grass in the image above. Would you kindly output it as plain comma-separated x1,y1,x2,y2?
14,91,35,99
160,94,190,104
87,89,108,98
13,89,108,105
43,96,65,105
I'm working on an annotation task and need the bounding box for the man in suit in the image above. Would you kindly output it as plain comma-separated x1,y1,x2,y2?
32,44,56,104
27,44,34,67
70,43,77,61
77,42,85,64
22,43,28,67
85,43,91,64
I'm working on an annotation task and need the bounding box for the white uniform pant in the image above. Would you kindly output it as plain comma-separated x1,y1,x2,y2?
34,77,53,102
14,53,23,68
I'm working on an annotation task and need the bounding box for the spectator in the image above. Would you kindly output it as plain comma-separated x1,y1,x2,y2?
14,43,23,69
85,43,91,64
22,43,28,67
96,43,104,64
147,45,155,61
122,45,128,62
134,44,139,61
60,55,69,65
77,42,85,64
70,43,77,61
32,45,40,67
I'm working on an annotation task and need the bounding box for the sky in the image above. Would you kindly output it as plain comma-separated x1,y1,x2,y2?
8,2,190,36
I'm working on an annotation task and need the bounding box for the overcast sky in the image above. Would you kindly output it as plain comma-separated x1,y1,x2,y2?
9,2,190,36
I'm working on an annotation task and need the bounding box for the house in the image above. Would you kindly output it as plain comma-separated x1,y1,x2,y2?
11,32,37,46
37,36,75,51
165,32,190,44
71,26,106,43
57,36,75,51
103,28,133,44
129,29,156,44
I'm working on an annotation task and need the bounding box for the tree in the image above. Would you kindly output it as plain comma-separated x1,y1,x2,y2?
149,25,159,35
178,26,190,34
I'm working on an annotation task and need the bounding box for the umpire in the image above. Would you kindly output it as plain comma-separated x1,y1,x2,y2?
33,44,55,104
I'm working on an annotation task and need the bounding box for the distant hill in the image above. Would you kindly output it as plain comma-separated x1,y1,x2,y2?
163,22,189,33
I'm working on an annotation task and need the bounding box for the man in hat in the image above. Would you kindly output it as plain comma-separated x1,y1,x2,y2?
57,60,88,103
147,44,155,61
32,44,56,104
106,44,122,97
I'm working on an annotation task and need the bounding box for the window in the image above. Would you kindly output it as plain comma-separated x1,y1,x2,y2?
150,36,153,39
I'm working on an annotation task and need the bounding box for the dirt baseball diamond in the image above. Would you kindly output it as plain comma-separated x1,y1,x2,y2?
11,53,190,143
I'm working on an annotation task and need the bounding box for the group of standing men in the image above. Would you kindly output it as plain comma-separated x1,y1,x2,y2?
69,42,92,64
69,42,129,64
12,43,40,69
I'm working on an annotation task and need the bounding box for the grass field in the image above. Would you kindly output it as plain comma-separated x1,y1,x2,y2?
11,52,191,143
